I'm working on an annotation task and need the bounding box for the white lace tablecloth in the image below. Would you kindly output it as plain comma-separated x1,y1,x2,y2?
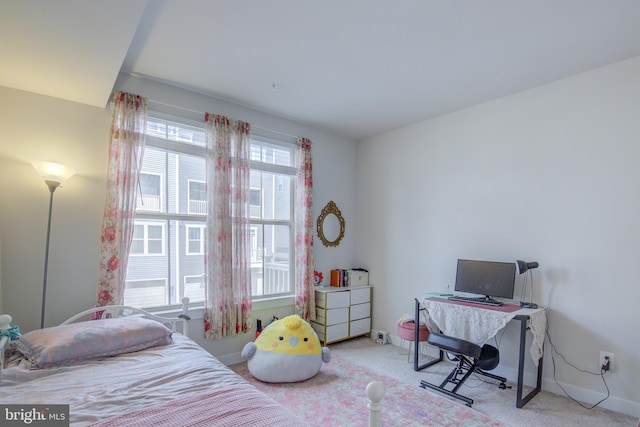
419,298,546,366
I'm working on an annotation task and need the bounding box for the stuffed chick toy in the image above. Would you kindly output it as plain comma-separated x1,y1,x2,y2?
241,314,330,383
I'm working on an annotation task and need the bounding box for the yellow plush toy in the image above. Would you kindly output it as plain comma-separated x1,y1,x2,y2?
241,314,331,383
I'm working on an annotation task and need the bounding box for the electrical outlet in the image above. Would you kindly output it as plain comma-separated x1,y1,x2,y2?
600,351,614,372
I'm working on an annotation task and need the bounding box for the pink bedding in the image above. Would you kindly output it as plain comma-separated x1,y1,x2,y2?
0,334,306,426
89,386,307,427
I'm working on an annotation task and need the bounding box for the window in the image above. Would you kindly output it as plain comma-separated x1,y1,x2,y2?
130,222,165,255
124,117,207,308
249,139,296,298
123,116,297,309
186,224,205,255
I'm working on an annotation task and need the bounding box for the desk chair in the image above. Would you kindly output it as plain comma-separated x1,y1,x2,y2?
419,332,506,407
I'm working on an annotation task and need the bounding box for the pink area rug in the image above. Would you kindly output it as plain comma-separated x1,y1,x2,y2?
231,354,504,427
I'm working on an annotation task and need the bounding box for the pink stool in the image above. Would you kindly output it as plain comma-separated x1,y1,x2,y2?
397,321,430,362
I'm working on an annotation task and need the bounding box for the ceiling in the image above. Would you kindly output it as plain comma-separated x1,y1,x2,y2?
2,0,640,141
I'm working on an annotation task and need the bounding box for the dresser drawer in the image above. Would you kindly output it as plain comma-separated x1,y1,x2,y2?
316,290,350,309
350,317,371,336
315,307,349,326
350,302,370,321
350,287,371,305
312,321,349,343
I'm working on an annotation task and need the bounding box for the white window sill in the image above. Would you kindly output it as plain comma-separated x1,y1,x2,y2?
146,295,295,321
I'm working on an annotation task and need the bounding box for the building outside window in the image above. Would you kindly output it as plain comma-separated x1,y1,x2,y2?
123,116,297,309
188,180,206,214
186,224,205,255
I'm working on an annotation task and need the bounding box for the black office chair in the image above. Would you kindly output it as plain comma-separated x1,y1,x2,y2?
419,332,507,407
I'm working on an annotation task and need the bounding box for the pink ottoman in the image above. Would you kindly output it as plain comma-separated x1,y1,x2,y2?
397,322,430,362
397,321,429,341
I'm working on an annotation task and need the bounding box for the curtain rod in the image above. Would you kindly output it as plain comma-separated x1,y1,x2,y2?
147,98,300,140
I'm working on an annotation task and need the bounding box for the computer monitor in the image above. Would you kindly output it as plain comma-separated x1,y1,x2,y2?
454,259,516,300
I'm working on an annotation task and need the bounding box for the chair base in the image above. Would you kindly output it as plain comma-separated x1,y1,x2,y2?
419,357,507,407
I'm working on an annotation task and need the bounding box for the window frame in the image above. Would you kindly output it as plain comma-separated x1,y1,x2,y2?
125,114,299,310
249,135,297,300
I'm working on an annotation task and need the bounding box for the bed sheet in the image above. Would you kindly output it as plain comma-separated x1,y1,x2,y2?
0,334,302,426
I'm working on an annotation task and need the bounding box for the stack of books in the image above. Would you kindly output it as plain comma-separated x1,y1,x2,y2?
330,269,348,287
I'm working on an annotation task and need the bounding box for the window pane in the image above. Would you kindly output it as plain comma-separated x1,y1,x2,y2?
131,225,144,254
180,221,205,302
138,149,165,212
184,274,205,304
177,156,205,215
126,219,205,307
148,239,163,254
140,174,160,195
130,240,144,255
146,119,205,147
189,181,206,201
251,140,294,167
138,147,206,215
252,224,291,297
250,170,291,220
148,225,163,239
124,279,168,308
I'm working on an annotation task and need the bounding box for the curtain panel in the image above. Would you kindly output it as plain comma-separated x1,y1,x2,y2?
203,113,253,339
294,137,315,320
96,92,147,307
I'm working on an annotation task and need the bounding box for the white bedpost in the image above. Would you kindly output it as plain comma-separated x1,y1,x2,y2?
181,297,190,337
366,381,385,427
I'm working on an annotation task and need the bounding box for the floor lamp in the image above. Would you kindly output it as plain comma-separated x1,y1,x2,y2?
31,161,76,329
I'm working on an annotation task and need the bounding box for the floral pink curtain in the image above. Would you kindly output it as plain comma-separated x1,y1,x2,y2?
96,92,147,306
294,137,315,320
203,113,252,339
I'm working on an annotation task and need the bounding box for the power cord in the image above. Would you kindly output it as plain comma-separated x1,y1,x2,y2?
545,320,610,409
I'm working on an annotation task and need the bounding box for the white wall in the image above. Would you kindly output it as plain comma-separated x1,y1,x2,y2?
0,77,358,360
0,86,111,332
356,56,640,416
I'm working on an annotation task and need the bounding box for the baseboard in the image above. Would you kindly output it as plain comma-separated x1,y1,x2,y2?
541,377,640,418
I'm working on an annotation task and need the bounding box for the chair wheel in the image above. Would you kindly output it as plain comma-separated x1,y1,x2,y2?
499,382,506,389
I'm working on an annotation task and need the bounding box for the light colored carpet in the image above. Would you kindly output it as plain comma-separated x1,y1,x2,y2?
328,337,637,427
232,351,505,426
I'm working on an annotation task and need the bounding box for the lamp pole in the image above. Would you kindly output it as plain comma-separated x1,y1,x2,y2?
41,181,60,329
32,161,76,330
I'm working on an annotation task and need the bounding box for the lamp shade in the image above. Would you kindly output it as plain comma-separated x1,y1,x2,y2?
516,260,539,275
31,161,76,185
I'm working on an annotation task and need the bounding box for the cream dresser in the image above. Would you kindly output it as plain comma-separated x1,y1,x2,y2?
311,285,372,344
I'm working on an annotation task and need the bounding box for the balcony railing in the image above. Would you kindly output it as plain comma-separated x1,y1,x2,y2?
189,199,207,214
256,262,291,295
136,194,161,212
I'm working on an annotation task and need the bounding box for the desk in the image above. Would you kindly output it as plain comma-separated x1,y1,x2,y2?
414,297,546,408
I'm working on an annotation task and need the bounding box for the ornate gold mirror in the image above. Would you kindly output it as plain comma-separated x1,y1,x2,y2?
317,201,345,247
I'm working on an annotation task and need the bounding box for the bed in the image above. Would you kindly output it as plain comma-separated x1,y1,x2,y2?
0,302,312,426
